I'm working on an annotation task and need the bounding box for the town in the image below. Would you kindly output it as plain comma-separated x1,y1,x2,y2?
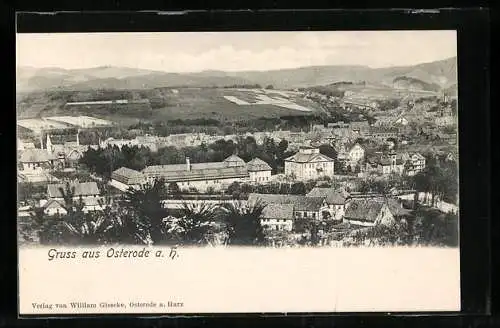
17,80,459,248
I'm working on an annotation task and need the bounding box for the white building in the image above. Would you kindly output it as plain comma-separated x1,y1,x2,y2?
246,158,272,183
284,147,335,181
365,152,405,175
110,167,147,191
402,152,426,176
306,187,350,221
259,203,294,231
140,155,272,193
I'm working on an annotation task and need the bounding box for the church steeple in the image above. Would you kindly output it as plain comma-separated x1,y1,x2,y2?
46,134,53,154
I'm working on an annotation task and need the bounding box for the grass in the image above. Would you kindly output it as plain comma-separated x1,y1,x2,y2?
17,87,320,125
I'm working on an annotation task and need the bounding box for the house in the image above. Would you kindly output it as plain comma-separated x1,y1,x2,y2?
100,137,138,149
337,143,365,169
259,203,295,231
401,152,426,176
44,181,104,214
384,197,413,222
367,127,399,140
284,147,335,181
17,139,35,151
365,152,405,175
141,155,271,192
110,167,147,191
248,193,330,222
343,199,395,227
246,158,273,183
42,199,68,216
46,133,94,168
306,187,350,221
47,181,101,200
395,116,409,126
349,121,370,135
19,148,57,173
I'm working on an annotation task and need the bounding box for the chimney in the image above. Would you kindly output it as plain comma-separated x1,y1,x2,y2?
186,157,191,171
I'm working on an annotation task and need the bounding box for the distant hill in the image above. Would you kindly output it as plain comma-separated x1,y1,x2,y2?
16,57,457,92
392,76,442,92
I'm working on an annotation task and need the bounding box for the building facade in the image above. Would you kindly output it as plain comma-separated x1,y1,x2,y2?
284,147,335,181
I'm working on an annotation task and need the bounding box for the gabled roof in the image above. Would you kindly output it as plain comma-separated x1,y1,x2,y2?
306,188,349,205
223,155,246,166
248,193,326,212
384,198,413,217
112,167,145,185
43,199,65,210
19,149,56,163
246,158,272,172
47,182,100,198
344,199,386,222
285,152,334,164
260,203,294,220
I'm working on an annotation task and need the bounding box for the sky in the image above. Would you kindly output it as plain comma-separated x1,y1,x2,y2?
16,31,457,72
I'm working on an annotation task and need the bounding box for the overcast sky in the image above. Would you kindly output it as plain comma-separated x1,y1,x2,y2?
16,31,457,72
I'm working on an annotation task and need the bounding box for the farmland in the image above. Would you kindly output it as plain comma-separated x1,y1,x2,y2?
16,87,321,126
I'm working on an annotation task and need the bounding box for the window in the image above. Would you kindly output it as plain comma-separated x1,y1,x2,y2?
304,212,308,218
313,213,316,218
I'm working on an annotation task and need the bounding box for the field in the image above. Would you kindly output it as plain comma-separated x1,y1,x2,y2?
17,118,72,134
45,116,114,128
16,87,321,126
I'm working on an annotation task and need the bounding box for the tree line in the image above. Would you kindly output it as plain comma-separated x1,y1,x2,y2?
80,136,294,179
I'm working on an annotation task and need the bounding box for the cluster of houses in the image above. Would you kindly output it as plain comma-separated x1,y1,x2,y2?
17,133,99,183
36,181,105,216
249,187,413,232
108,144,427,196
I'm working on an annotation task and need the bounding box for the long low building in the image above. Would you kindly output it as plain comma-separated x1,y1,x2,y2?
110,155,273,193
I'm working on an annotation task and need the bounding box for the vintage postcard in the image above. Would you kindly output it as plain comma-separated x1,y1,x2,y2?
17,30,460,315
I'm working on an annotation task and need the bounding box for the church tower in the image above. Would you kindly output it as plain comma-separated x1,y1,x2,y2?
46,134,53,154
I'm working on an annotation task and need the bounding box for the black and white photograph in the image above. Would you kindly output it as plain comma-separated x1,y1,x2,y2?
17,31,459,249
16,30,461,314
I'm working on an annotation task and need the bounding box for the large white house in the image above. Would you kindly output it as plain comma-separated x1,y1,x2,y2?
284,147,335,181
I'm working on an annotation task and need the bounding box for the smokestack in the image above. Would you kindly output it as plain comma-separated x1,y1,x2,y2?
186,157,191,171
76,129,80,147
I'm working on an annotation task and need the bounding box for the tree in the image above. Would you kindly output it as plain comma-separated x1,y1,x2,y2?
168,182,181,195
120,178,169,245
173,202,218,245
223,200,266,246
290,182,307,195
265,84,274,90
319,144,337,160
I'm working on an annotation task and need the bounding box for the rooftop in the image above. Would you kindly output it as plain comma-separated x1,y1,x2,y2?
111,167,145,185
306,188,350,205
260,203,295,220
47,182,100,199
248,193,326,212
19,149,57,163
344,199,386,222
246,158,273,172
